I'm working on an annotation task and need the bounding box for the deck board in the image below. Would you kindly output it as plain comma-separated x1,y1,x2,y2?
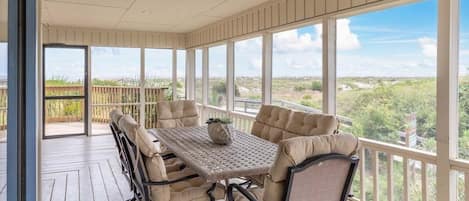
39,135,132,201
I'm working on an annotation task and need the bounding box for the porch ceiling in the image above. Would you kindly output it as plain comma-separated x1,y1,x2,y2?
41,0,272,33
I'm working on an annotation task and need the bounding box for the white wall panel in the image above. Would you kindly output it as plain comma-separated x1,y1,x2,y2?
42,25,186,49
326,0,339,13
295,0,305,21
287,0,296,23
315,0,326,16
181,0,395,48
305,0,315,18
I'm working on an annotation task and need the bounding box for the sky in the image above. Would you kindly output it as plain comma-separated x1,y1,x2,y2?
0,0,468,80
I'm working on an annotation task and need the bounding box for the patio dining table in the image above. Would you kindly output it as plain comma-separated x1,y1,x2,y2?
149,126,278,182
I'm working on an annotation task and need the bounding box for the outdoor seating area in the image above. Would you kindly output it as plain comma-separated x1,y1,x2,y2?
1,0,469,201
108,101,360,201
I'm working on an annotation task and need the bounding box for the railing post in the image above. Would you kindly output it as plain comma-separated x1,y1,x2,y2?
436,0,459,201
322,17,336,115
262,32,272,105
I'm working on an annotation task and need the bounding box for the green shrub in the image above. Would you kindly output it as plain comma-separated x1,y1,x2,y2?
294,85,306,92
311,81,322,91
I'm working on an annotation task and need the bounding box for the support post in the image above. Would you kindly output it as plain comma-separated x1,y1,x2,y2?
202,47,209,106
140,48,145,126
436,0,459,201
227,40,235,112
172,49,177,100
186,49,195,100
322,18,337,115
262,32,273,105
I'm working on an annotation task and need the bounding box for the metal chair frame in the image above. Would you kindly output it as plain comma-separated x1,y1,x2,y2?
227,153,359,201
118,126,217,201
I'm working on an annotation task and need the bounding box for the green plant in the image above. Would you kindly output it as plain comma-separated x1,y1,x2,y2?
206,118,232,124
311,81,322,91
294,85,306,91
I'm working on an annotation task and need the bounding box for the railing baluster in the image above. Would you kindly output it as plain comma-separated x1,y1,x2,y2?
422,162,427,201
403,157,409,201
387,154,394,201
465,173,469,201
372,150,379,201
360,148,366,201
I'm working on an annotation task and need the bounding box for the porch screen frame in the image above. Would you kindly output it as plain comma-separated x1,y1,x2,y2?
7,0,39,200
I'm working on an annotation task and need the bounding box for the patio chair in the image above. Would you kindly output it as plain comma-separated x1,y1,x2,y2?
156,100,200,128
119,114,185,173
109,109,129,174
248,104,340,186
119,117,225,201
227,134,360,201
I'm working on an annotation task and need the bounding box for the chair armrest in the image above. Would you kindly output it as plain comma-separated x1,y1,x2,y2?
227,184,258,201
347,194,360,201
162,153,177,160
143,174,199,186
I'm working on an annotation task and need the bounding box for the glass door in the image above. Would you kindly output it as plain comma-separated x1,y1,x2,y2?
43,45,88,138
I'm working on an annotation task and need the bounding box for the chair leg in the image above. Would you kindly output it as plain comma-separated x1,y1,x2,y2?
126,191,140,201
206,183,217,201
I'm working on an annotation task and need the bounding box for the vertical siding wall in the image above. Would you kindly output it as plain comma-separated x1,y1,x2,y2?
186,0,391,48
42,25,186,49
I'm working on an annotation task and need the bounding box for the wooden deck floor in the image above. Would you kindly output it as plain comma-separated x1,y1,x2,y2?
40,135,132,201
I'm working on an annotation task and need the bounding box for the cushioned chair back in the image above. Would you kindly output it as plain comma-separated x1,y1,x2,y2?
252,105,339,144
284,111,339,136
110,109,124,128
263,134,360,201
156,100,200,128
108,109,129,174
119,114,170,201
251,105,291,143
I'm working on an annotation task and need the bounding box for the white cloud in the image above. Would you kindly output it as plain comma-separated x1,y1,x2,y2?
273,30,320,53
315,19,361,51
418,37,437,58
272,18,360,54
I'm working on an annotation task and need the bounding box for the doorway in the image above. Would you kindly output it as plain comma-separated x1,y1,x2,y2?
43,45,88,138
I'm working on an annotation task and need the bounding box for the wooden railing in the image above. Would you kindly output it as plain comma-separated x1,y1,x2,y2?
199,105,469,201
0,86,168,132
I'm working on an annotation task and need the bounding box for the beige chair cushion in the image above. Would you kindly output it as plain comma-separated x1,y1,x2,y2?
165,158,186,173
168,169,225,201
269,134,359,182
119,114,160,157
232,188,264,201
118,115,139,142
252,105,340,144
261,134,360,201
251,105,291,143
284,111,339,136
109,109,124,125
146,155,171,201
156,100,200,128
